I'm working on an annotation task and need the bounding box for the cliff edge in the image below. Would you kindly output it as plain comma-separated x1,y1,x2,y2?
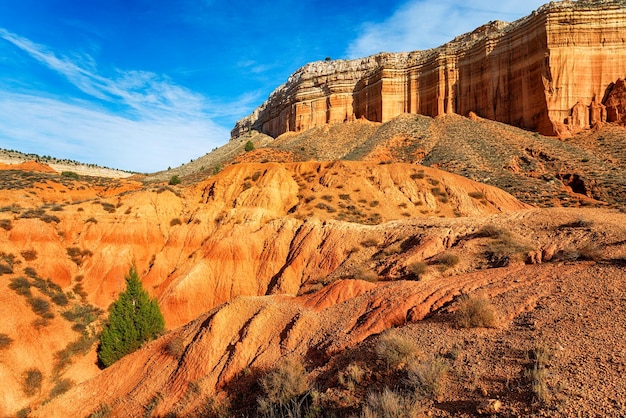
232,1,626,139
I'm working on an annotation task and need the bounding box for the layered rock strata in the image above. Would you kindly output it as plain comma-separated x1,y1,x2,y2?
232,1,626,139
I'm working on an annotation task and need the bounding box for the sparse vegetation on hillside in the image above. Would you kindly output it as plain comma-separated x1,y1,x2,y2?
61,171,80,180
98,267,165,368
244,140,255,152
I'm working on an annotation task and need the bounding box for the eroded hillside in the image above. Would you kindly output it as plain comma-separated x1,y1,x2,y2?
29,207,626,417
0,153,625,416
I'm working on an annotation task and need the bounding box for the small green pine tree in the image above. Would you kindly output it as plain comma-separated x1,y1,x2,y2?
98,267,165,367
244,140,254,152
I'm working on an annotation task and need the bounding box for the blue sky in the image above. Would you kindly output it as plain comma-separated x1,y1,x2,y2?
0,0,547,172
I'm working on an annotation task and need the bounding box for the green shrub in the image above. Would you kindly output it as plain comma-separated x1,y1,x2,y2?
98,267,165,367
22,368,43,396
168,175,181,185
244,140,255,152
477,225,530,267
454,294,498,328
61,171,80,180
62,304,102,329
16,407,31,418
525,344,554,404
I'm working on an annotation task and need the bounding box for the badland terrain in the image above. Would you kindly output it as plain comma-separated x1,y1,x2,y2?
0,1,625,417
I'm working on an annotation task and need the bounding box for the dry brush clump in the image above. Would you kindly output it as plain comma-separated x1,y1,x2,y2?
0,333,13,350
22,368,43,396
404,356,449,400
436,253,460,271
165,335,186,359
338,363,367,391
453,294,499,329
525,344,556,405
354,268,379,282
257,358,312,416
407,262,427,280
375,333,421,369
476,224,531,267
361,387,424,418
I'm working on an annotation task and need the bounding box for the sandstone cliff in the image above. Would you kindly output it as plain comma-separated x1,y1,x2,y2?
232,1,626,139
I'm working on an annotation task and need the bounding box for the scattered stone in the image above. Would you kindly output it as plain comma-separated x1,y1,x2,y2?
477,399,503,415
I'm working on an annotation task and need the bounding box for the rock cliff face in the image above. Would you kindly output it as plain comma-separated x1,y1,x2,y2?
232,1,626,139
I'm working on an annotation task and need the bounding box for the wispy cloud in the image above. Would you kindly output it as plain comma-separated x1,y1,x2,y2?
0,92,230,173
0,29,252,172
346,0,548,58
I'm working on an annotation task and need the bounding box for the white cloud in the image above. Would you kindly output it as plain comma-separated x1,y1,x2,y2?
0,92,228,173
347,0,549,58
0,29,254,172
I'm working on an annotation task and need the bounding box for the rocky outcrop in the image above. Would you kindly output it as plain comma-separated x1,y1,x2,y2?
603,78,626,124
232,1,626,139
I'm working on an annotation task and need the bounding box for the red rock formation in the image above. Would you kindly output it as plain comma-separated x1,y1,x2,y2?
232,2,626,139
604,78,626,124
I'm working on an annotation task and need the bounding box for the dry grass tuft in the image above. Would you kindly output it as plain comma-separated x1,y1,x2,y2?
454,294,499,328
407,262,427,279
361,387,424,418
354,268,378,282
405,357,449,399
525,344,555,404
437,253,459,270
165,335,186,359
375,333,421,369
258,358,310,408
338,363,366,391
